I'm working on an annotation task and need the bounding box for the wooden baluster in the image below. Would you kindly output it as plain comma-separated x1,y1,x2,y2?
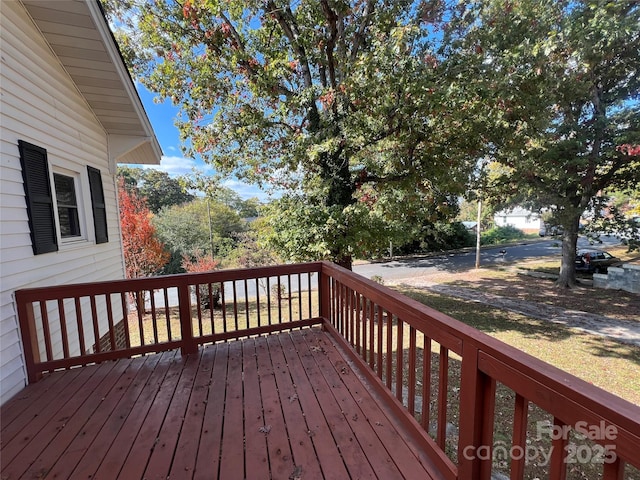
396,318,404,403
602,456,625,480
256,278,261,327
377,305,383,380
297,273,302,322
287,274,292,323
90,296,100,353
355,293,361,355
244,278,250,329
150,290,158,344
120,292,130,349
106,293,116,350
195,284,203,337
164,288,172,340
437,345,449,449
368,300,375,370
386,311,393,390
265,277,272,326
510,394,529,480
208,283,216,335
307,272,313,319
221,281,228,334
549,417,568,480
57,299,70,359
408,326,417,415
136,294,145,347
421,335,432,431
277,276,282,325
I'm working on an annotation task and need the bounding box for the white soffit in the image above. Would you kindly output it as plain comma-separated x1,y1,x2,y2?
22,0,162,165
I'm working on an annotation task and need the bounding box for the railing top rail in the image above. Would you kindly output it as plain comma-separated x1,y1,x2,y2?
14,262,324,302
319,261,640,436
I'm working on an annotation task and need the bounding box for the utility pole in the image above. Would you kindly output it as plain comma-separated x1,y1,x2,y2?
475,196,482,269
207,197,214,256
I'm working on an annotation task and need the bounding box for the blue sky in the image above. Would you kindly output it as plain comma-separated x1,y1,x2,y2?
137,85,272,201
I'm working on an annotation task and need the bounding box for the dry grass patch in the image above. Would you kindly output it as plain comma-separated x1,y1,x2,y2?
398,287,640,405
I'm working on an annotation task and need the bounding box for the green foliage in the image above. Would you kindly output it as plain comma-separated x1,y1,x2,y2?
422,222,475,251
445,0,640,285
397,221,475,254
180,171,261,217
105,0,476,268
226,217,281,268
262,188,456,263
480,226,525,246
117,167,193,213
153,198,245,273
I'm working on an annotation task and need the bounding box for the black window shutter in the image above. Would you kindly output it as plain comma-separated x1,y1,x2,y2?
87,166,108,244
18,140,58,255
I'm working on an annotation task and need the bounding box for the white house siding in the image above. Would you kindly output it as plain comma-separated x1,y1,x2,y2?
493,208,541,233
0,3,127,405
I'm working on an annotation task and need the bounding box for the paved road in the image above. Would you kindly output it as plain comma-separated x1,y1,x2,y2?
155,236,621,306
353,235,622,282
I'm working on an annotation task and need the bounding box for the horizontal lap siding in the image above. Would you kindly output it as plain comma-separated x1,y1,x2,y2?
0,2,126,405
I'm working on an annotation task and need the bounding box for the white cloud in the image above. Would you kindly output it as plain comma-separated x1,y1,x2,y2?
144,155,214,177
131,155,283,202
221,179,279,202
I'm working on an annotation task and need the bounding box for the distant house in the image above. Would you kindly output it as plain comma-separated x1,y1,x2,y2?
461,221,478,233
0,0,161,405
493,207,542,234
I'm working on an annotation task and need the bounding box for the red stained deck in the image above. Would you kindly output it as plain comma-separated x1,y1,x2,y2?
1,328,437,479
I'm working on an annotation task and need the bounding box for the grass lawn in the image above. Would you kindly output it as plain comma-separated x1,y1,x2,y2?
398,287,640,405
393,287,639,479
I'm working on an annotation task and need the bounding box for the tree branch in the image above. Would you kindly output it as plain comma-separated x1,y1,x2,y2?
266,1,313,89
320,0,338,88
350,0,375,61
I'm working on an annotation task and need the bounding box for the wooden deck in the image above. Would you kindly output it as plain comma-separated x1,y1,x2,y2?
1,328,438,479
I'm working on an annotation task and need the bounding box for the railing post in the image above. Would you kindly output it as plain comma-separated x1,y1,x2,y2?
14,291,43,383
319,264,331,328
178,283,197,355
458,342,496,480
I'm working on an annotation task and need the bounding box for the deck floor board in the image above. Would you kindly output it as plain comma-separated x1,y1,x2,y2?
1,328,436,479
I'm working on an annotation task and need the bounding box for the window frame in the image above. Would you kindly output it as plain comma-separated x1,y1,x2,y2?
18,140,109,254
53,170,83,241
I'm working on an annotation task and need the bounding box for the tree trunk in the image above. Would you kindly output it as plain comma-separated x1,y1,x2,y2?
556,214,580,288
334,254,353,271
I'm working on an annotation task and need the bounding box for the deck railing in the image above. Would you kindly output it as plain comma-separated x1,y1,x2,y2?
14,261,640,480
320,262,640,480
15,263,323,382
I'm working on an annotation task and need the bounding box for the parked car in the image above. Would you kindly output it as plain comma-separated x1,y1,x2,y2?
575,249,621,274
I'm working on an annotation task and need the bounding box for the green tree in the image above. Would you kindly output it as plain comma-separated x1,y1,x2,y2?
117,167,194,213
446,0,640,287
139,169,194,213
104,0,476,269
153,198,245,272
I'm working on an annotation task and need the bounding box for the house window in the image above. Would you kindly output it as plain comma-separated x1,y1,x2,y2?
18,140,109,254
54,173,81,238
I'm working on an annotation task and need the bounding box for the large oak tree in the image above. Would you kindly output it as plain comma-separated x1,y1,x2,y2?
445,0,640,286
105,0,477,269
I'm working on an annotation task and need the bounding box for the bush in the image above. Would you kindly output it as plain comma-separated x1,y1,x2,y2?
480,225,525,245
420,222,475,252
